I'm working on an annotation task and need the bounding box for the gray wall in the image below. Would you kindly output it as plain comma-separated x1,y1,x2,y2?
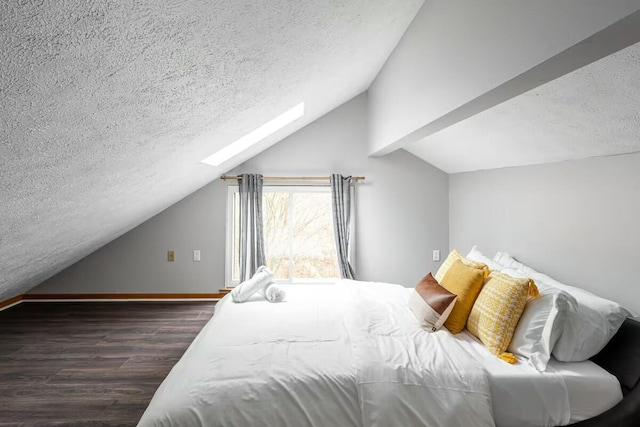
450,153,640,313
33,93,449,294
31,181,227,294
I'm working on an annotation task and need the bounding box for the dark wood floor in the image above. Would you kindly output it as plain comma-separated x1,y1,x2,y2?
0,301,215,427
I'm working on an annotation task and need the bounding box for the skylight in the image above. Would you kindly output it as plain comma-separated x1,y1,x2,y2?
201,102,305,166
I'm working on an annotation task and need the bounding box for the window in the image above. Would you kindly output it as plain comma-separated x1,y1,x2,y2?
226,186,345,285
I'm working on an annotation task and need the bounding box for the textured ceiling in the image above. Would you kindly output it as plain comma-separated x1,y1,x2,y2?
0,0,423,300
406,41,640,173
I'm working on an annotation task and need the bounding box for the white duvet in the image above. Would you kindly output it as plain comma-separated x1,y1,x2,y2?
138,281,495,427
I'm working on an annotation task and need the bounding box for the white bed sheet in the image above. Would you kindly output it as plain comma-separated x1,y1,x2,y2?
139,282,622,427
456,331,622,427
138,281,496,427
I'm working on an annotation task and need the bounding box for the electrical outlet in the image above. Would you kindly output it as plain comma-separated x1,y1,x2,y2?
433,250,440,262
167,250,175,262
193,250,201,262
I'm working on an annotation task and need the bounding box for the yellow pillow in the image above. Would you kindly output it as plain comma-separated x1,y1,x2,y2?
440,260,486,334
467,271,539,358
435,249,489,283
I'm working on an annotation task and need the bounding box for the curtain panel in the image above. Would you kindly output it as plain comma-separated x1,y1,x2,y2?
238,174,266,282
330,174,356,280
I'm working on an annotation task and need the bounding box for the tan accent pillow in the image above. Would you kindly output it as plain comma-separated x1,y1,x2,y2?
440,260,486,334
409,273,458,332
435,249,489,283
467,271,540,356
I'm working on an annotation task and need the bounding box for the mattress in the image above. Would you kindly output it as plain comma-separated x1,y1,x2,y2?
457,331,623,427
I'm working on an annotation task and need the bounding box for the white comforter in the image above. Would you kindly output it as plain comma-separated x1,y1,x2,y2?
138,280,495,427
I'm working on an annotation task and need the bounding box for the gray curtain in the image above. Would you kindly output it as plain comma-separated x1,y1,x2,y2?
238,174,266,282
330,174,356,280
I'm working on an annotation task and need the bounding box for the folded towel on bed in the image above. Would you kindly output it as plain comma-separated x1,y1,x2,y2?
231,266,274,303
264,283,286,303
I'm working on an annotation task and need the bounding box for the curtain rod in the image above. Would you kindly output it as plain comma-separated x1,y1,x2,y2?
220,175,365,182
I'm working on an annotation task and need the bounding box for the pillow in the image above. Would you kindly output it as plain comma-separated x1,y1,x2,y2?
467,271,539,359
409,273,458,332
493,251,535,275
466,245,505,271
493,252,631,361
501,268,577,371
435,249,489,283
440,260,486,334
539,272,631,361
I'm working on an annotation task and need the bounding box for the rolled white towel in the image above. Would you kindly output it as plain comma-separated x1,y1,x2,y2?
231,266,274,303
264,283,286,303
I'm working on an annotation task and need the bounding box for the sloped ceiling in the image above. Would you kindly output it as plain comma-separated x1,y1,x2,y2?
405,41,640,173
0,0,423,300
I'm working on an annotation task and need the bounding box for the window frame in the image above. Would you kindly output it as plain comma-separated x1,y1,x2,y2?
225,183,355,286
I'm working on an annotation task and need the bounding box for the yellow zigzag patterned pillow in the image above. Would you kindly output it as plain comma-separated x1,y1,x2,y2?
467,271,539,359
435,249,489,283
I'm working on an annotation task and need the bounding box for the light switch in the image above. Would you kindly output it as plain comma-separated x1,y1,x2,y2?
167,250,175,262
193,250,201,262
433,250,440,262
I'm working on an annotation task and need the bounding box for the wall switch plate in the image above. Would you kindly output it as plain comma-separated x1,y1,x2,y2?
167,250,175,262
433,250,440,262
193,250,201,262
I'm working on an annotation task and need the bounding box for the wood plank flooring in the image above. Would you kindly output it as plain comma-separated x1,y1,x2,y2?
0,301,215,427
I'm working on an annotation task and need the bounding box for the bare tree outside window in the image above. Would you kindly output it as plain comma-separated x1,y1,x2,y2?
263,192,291,279
231,187,340,282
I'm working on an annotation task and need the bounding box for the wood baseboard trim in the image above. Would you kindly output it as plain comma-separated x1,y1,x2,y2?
0,294,24,310
1,293,225,310
25,293,227,300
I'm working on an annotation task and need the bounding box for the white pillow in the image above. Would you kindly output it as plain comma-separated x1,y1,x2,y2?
466,246,504,271
493,251,534,274
500,268,576,371
536,272,631,361
493,252,631,362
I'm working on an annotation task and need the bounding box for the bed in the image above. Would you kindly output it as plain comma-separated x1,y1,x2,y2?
137,280,639,427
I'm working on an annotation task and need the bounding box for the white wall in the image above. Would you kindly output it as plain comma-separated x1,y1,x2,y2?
33,93,449,294
368,0,640,155
449,153,640,313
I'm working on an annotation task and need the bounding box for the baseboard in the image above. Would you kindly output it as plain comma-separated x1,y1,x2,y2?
1,293,225,311
24,293,227,300
0,294,24,310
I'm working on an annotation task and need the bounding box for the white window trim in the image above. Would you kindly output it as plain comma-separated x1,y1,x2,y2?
225,183,356,286
225,185,237,287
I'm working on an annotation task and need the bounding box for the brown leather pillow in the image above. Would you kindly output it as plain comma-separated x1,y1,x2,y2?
409,273,458,332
